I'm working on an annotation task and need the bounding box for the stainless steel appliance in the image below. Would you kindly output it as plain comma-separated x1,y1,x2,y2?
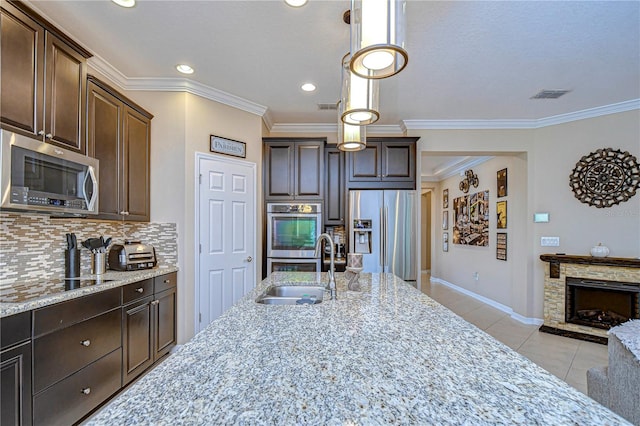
266,202,322,273
348,190,417,282
267,257,321,273
108,241,157,271
0,130,99,215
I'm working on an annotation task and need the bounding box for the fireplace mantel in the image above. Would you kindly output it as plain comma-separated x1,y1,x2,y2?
540,253,640,342
540,254,640,268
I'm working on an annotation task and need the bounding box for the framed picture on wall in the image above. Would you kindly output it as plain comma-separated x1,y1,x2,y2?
442,211,448,230
496,232,507,261
497,168,507,198
443,189,449,209
497,200,507,229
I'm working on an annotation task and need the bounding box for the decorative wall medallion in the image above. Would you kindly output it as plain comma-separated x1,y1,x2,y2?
459,169,479,194
569,148,640,208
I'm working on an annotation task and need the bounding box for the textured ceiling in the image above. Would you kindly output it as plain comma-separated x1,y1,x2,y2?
28,0,640,127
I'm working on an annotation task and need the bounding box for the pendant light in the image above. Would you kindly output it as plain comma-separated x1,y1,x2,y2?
349,0,408,79
337,101,367,151
341,53,380,125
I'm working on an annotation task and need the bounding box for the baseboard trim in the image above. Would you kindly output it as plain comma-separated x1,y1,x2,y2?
429,277,544,326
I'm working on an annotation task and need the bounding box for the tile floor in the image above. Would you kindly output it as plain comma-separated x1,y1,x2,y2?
420,274,608,395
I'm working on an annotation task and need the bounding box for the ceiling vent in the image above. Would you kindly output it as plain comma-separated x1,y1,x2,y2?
530,89,571,99
317,102,338,111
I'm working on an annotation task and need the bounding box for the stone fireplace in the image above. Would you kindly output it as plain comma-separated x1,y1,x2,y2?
540,254,640,343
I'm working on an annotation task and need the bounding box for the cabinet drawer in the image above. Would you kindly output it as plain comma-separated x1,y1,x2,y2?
33,348,121,426
33,287,121,337
1,311,30,350
154,272,177,293
33,309,121,393
123,278,153,305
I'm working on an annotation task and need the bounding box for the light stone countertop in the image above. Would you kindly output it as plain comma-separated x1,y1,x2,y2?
0,266,179,318
85,272,628,425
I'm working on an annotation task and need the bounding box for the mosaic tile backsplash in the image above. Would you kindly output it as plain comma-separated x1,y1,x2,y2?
0,212,178,285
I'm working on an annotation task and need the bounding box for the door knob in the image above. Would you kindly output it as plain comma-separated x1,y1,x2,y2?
246,256,253,262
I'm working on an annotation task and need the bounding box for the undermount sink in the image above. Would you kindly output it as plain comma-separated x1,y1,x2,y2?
256,285,325,305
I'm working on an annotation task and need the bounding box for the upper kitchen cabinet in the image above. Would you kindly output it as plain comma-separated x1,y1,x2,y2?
347,137,418,189
263,138,325,201
0,0,91,153
87,76,153,222
324,147,345,225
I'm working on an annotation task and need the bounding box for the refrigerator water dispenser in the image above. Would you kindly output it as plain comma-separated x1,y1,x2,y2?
352,219,372,254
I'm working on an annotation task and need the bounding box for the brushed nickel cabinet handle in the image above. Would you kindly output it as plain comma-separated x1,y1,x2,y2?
80,339,91,347
38,130,45,136
81,388,91,395
135,288,144,293
45,133,53,139
164,279,170,283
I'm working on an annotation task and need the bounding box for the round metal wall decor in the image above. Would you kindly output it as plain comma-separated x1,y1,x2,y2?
569,148,640,208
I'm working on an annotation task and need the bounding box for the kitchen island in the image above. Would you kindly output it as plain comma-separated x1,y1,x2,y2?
86,272,627,425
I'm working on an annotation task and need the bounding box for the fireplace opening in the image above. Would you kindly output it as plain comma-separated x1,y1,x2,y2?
566,277,640,330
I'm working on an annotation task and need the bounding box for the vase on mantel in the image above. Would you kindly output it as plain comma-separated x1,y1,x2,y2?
590,243,610,258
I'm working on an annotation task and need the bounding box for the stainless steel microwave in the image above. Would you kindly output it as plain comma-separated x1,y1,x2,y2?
0,129,99,216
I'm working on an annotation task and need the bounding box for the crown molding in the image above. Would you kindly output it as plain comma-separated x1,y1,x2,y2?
269,123,405,135
403,99,640,130
88,56,267,117
404,119,537,130
534,99,640,128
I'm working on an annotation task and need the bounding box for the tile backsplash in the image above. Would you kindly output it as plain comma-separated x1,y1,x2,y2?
0,212,177,285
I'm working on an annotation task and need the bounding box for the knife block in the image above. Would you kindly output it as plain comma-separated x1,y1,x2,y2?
65,249,81,279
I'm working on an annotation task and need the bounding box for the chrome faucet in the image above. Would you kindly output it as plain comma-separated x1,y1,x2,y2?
315,233,337,300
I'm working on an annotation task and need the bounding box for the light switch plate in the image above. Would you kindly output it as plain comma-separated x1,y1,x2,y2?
541,236,560,247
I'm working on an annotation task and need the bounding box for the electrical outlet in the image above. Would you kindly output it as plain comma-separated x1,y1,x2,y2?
541,237,560,247
473,272,479,281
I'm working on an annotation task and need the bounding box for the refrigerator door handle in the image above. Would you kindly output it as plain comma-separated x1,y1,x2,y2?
380,207,384,267
384,206,388,267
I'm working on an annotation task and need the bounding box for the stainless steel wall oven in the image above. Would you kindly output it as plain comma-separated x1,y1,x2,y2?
266,203,322,273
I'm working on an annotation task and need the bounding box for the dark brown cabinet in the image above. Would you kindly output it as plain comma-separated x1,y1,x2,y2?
87,76,152,222
1,312,31,426
154,273,177,360
347,138,417,189
263,138,325,200
0,1,90,153
122,295,154,385
31,288,122,426
324,147,345,225
122,273,176,385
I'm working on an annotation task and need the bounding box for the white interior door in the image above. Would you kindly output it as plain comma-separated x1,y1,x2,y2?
197,154,256,333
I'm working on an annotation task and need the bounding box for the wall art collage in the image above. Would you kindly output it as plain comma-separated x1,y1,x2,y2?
496,168,508,260
453,190,490,246
441,167,509,258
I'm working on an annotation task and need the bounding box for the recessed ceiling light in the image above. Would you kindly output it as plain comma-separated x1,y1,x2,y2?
112,0,135,8
176,64,194,75
285,0,308,7
301,83,316,92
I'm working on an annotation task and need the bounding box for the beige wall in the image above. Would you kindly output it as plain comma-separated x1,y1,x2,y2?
411,109,640,320
111,87,263,344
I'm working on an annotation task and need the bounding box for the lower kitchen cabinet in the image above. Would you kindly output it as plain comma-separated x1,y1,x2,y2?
1,312,32,426
32,349,122,426
122,295,154,385
154,285,177,360
0,273,177,425
123,272,177,385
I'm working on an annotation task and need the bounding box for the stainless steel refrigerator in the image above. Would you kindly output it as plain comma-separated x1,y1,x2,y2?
348,190,417,282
